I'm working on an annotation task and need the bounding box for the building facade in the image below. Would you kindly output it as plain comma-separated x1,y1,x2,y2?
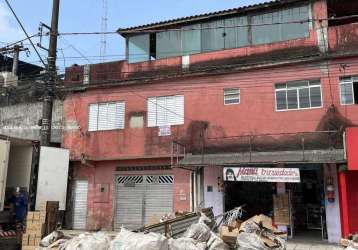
62,0,358,243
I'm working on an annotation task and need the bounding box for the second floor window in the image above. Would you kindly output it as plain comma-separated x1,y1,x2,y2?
340,76,358,105
275,80,322,111
88,101,125,131
147,95,184,127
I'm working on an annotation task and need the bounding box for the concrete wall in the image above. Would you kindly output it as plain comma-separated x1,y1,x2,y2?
0,100,63,143
6,145,33,191
203,166,224,217
324,164,342,243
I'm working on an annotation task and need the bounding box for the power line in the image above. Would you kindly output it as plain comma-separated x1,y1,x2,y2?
59,36,92,64
55,15,358,36
3,0,46,67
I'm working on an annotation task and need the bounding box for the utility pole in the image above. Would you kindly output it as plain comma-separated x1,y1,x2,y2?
40,0,60,146
12,45,20,76
0,44,28,76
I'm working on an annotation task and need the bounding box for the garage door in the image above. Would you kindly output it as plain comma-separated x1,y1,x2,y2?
114,175,174,230
72,180,88,230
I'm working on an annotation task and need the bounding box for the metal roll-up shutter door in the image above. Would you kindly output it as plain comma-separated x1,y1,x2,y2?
144,175,174,225
115,175,174,230
115,176,145,230
72,180,88,230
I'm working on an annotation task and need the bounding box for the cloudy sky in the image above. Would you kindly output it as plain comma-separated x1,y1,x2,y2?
0,0,263,72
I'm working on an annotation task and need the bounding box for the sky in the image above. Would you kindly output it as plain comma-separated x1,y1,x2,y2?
0,0,264,72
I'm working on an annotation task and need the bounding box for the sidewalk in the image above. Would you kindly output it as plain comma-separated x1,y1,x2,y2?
287,240,344,250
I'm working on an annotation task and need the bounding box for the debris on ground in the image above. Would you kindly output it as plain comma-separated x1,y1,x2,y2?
110,228,169,250
61,232,111,250
342,232,358,249
36,207,287,250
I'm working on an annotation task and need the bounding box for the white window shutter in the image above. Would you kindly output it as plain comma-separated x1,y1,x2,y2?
147,97,157,127
115,102,125,129
88,104,98,131
156,97,167,126
166,96,177,125
106,103,117,130
98,103,108,130
175,95,184,125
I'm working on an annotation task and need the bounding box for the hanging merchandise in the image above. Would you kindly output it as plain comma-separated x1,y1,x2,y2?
326,176,335,203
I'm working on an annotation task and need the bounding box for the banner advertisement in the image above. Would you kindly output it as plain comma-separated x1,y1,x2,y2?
223,167,300,183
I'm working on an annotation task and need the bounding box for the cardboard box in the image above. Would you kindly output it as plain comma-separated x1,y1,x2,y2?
33,212,41,221
22,246,37,250
35,236,41,246
27,212,34,221
22,234,30,245
228,219,243,230
240,214,274,232
220,226,240,245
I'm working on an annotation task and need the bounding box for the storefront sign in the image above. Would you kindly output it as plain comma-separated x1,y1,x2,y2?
223,167,300,183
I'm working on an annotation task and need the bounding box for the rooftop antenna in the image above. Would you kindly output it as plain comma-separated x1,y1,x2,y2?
100,0,108,63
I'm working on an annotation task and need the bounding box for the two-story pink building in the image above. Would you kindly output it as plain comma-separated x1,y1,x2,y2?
62,0,358,243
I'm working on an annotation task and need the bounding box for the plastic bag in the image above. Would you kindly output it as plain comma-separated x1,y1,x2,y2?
168,238,206,250
207,232,230,250
236,232,268,250
183,223,211,243
63,232,110,250
236,232,285,250
110,228,168,250
40,231,65,247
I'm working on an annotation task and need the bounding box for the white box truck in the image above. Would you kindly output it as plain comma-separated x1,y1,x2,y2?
0,138,69,215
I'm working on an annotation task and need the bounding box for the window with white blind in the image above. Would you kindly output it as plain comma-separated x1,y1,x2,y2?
147,95,184,127
88,101,125,131
275,79,322,111
224,88,240,105
340,76,358,105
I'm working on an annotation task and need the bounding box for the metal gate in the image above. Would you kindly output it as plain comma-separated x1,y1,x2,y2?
114,175,174,230
72,180,88,230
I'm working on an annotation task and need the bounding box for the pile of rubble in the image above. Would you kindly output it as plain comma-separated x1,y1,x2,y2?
37,211,286,250
341,233,358,250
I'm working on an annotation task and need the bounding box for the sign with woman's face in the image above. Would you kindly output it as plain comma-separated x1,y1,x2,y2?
223,167,300,183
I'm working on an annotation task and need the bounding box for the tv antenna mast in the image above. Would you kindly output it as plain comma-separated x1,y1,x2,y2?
100,0,108,62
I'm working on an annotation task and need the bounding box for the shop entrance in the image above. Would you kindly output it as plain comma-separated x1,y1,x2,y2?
225,181,274,221
287,166,327,240
223,165,327,241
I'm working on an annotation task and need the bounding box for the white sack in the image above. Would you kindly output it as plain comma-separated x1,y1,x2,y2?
110,228,168,250
168,238,206,250
183,223,211,243
63,232,110,250
207,232,230,250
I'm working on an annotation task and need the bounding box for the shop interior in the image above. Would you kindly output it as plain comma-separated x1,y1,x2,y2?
287,166,327,240
224,165,327,240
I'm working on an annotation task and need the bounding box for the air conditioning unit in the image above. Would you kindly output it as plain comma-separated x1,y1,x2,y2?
0,72,18,87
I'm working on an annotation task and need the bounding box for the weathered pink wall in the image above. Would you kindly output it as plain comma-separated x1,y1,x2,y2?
72,160,191,230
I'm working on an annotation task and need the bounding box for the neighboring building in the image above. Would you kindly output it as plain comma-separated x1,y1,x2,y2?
62,0,358,242
0,54,65,211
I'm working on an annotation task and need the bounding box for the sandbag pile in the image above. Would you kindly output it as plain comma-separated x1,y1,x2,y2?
38,214,229,250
